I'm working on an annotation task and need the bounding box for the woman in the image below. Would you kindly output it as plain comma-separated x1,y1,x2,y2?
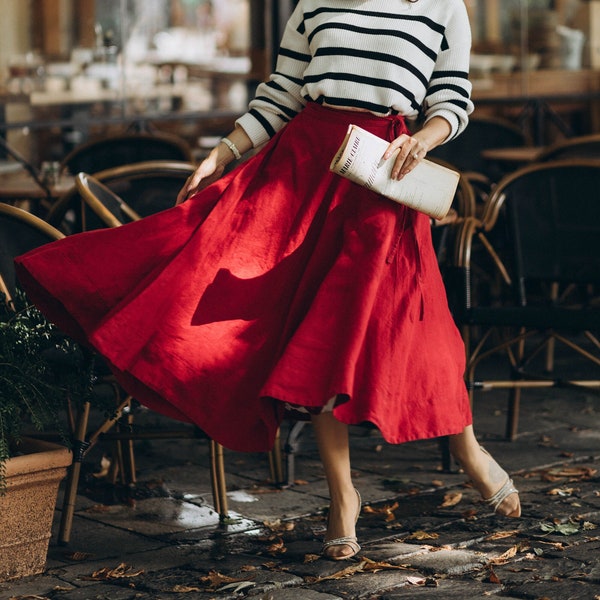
16,0,520,562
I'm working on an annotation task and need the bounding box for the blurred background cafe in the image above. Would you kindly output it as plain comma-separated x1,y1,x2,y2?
0,0,599,210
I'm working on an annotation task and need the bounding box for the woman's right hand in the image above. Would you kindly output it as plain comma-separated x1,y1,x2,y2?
176,128,253,205
176,150,225,205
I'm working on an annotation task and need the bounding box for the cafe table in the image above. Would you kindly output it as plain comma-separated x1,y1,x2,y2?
480,146,546,181
0,167,74,216
480,146,545,165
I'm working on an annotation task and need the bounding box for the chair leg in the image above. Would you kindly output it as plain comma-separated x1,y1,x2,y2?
268,428,285,486
58,401,91,546
506,388,521,440
209,440,228,519
506,332,525,440
109,438,124,485
283,421,308,487
124,412,137,485
438,436,453,473
545,283,559,372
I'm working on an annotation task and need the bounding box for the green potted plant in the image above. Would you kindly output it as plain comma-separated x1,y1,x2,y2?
0,290,96,581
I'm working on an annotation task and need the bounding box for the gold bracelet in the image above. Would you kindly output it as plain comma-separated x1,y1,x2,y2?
220,137,241,160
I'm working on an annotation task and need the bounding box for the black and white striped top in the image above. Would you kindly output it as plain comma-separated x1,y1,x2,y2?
236,0,474,147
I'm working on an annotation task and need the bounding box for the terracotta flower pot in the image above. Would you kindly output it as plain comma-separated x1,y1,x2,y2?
0,437,72,582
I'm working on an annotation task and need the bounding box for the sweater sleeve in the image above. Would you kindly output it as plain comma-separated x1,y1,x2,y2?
236,5,311,147
422,2,474,142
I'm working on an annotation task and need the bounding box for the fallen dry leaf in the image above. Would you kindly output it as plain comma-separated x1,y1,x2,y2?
310,557,408,582
309,561,365,582
84,504,111,514
87,563,144,580
363,502,398,521
360,557,410,573
304,553,321,563
547,487,577,496
241,565,260,572
171,585,202,593
541,466,597,481
404,530,439,541
266,537,287,555
64,551,94,561
486,566,501,584
538,435,554,447
485,530,520,541
406,575,426,585
439,491,462,508
263,519,295,533
249,485,283,495
200,570,253,590
217,581,256,593
488,545,518,565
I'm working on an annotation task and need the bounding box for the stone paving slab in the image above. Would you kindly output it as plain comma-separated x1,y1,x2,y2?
3,390,600,600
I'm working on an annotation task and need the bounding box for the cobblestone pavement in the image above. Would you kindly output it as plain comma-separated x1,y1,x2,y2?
3,386,599,600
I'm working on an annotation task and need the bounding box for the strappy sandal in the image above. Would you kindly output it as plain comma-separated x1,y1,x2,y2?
479,447,521,517
483,477,520,516
322,488,362,560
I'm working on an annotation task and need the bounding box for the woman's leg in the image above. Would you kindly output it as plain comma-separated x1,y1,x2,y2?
311,411,361,558
449,425,521,517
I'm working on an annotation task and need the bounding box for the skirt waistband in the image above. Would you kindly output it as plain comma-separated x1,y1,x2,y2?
302,101,408,142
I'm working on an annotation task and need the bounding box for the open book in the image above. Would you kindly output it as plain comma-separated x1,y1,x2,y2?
330,124,460,220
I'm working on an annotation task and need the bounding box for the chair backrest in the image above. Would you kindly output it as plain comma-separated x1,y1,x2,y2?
0,204,64,303
47,160,193,233
427,157,476,220
92,160,195,217
429,115,529,181
536,133,600,162
75,172,142,229
483,159,600,300
60,131,193,175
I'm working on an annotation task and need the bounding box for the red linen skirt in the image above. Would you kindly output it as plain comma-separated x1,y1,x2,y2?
15,102,471,452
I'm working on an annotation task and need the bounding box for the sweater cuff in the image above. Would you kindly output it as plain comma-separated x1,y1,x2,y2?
235,113,273,148
424,108,466,143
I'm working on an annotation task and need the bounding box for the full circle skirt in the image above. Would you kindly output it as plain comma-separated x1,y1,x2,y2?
15,103,471,452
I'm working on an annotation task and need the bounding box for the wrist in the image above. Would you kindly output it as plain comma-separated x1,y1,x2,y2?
220,137,241,160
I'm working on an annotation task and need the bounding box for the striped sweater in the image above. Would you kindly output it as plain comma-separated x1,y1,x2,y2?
236,0,474,148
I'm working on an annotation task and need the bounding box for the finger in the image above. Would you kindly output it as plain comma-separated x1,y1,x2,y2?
175,176,197,205
383,134,411,160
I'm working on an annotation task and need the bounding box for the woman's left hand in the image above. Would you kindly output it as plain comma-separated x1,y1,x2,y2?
382,116,453,181
382,133,428,181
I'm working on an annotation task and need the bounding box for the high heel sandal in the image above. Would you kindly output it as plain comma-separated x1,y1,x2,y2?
478,447,521,518
322,488,362,560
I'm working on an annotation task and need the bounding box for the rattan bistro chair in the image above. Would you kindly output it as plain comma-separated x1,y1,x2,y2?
536,133,600,162
87,160,196,217
429,115,529,187
62,172,229,527
0,204,64,304
47,160,196,234
58,174,284,542
75,172,142,227
60,131,193,176
446,159,600,441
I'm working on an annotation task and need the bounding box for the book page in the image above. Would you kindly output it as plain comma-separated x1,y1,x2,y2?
330,124,459,219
